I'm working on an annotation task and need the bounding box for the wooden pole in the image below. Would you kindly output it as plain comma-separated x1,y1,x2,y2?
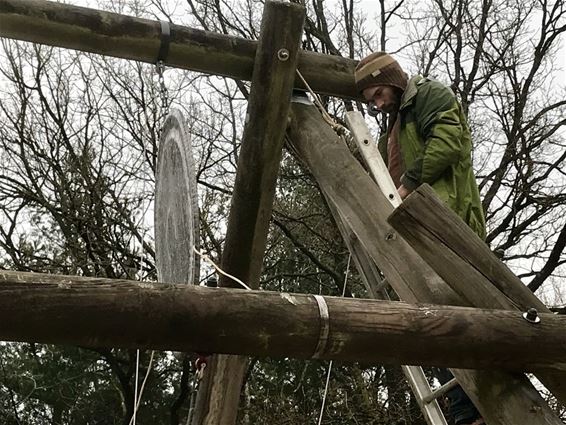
286,102,564,425
388,184,566,405
1,271,566,371
191,2,305,424
0,0,358,99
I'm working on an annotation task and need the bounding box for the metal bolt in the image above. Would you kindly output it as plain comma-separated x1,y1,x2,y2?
277,49,290,61
385,231,396,241
523,308,541,324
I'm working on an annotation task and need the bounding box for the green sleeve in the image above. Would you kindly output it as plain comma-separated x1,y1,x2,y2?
401,82,464,190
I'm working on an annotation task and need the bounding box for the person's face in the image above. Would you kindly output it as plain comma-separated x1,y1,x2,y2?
362,85,400,114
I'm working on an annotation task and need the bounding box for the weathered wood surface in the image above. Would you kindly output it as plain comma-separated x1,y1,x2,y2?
1,271,566,371
287,102,564,425
155,109,199,285
388,184,566,405
0,0,359,99
191,3,305,424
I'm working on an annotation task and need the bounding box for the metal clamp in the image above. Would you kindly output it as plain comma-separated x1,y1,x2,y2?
312,295,330,359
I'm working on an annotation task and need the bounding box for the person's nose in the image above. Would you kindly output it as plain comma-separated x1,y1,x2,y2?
374,99,385,111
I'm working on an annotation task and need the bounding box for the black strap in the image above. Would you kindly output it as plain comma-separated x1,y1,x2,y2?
156,20,171,63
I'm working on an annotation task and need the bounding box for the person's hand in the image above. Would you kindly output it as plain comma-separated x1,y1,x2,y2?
397,184,411,200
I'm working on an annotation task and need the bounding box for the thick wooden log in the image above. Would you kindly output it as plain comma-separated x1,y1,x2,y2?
1,271,566,371
287,103,564,425
191,3,305,424
0,0,358,99
388,184,566,405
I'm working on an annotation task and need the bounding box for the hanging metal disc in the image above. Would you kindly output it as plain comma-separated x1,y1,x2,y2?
155,109,200,285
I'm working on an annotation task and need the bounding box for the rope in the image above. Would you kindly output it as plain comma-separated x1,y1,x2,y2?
133,350,139,425
317,254,352,425
295,70,350,139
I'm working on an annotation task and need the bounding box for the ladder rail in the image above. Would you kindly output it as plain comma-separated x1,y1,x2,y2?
344,111,449,425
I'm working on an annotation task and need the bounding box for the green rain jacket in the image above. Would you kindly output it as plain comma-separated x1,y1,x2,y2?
378,75,486,239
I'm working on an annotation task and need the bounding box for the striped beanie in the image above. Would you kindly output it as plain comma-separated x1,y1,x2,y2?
354,52,408,94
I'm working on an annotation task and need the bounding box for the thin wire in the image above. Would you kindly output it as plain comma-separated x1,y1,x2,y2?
133,350,140,425
130,61,167,424
129,351,156,425
193,246,252,290
317,254,352,425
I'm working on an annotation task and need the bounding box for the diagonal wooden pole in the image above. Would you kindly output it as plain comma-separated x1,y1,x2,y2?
388,184,566,405
191,2,305,424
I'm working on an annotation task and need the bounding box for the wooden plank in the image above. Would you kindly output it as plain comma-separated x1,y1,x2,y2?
191,2,305,424
0,0,358,99
1,271,566,371
286,102,564,425
388,184,566,405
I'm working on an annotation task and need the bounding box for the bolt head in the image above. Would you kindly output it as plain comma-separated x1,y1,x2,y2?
278,49,290,61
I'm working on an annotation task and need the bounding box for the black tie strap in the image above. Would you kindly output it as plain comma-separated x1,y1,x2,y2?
156,20,171,63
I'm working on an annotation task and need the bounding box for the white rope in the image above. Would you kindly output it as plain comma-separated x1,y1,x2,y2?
193,246,252,290
317,254,352,425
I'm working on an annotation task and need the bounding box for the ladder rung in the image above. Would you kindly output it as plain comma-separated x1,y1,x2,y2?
375,277,389,292
423,378,459,404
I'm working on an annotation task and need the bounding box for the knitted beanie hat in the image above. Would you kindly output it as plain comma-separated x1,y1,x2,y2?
354,52,408,94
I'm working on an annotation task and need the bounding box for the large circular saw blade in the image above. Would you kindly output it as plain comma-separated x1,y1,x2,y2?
155,109,200,285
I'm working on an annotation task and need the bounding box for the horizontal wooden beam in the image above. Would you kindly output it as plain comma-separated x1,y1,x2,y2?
1,270,565,372
0,0,359,99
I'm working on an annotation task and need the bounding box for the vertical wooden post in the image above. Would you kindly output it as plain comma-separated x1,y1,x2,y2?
191,2,305,424
286,102,563,425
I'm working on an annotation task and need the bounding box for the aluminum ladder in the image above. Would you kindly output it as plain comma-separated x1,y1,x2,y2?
344,111,459,425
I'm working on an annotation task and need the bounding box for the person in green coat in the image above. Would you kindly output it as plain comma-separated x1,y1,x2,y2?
355,52,486,425
355,51,486,240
